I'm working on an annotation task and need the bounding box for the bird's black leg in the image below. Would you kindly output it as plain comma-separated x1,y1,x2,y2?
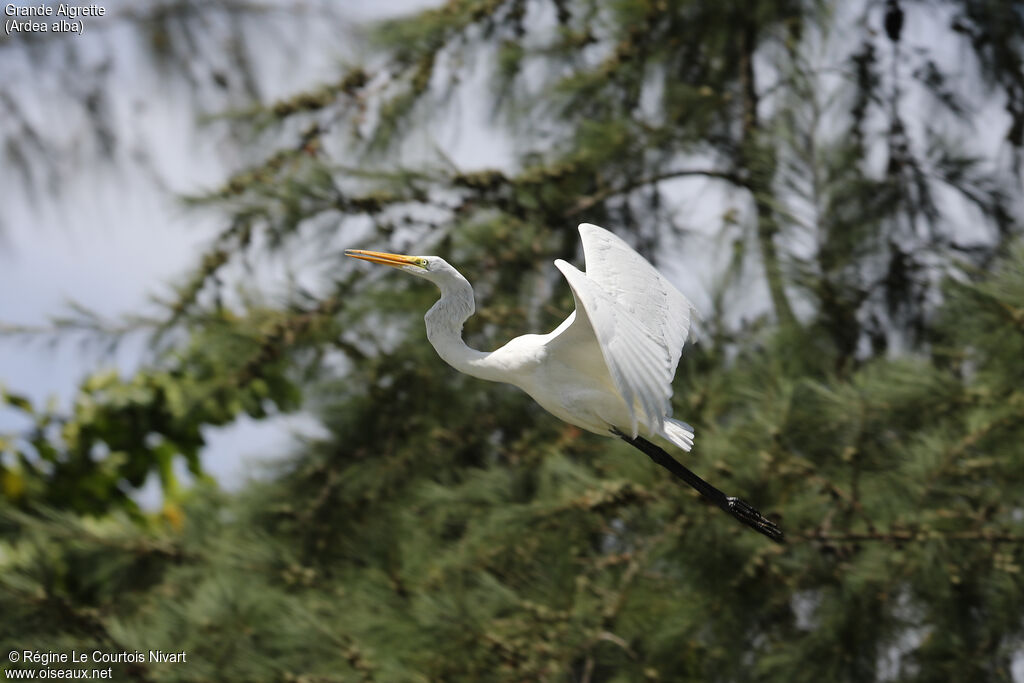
612,429,784,543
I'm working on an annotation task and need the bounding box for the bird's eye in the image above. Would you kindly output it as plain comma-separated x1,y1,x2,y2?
417,258,429,269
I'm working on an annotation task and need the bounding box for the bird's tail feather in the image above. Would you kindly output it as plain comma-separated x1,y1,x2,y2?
659,418,694,452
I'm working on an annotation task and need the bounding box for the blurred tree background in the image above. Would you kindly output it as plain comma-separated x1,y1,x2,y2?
2,0,1024,681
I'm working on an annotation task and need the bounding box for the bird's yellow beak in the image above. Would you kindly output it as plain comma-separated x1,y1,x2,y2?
344,249,424,269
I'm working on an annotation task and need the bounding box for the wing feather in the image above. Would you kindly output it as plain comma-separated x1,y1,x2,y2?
577,223,697,379
553,259,674,437
542,225,699,437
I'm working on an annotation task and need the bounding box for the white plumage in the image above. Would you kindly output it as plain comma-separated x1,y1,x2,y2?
549,224,697,441
345,223,784,542
346,222,699,448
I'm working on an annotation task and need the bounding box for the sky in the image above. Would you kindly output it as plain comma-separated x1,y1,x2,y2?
0,0,448,504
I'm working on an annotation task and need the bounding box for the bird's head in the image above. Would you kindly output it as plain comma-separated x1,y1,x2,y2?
344,249,462,285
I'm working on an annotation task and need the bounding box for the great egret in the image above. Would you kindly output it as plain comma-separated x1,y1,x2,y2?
345,223,783,542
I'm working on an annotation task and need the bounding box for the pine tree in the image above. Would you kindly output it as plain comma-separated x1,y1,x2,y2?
3,1,1024,681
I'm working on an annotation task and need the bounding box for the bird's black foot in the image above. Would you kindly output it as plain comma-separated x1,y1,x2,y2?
725,496,785,544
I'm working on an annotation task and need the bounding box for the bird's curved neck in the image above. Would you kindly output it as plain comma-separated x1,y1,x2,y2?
424,273,502,382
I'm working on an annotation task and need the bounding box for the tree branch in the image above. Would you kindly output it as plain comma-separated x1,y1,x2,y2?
566,168,742,217
802,530,1024,544
738,17,797,327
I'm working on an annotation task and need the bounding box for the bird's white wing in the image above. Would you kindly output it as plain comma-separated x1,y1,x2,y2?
577,223,697,379
552,259,674,437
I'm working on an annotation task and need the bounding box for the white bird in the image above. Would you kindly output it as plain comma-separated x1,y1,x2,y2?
346,223,782,541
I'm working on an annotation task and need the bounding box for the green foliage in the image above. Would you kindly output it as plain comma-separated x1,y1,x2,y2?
3,0,1024,681
1,312,303,516
4,242,1024,681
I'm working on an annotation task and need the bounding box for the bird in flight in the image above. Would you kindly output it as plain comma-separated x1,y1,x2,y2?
346,223,783,542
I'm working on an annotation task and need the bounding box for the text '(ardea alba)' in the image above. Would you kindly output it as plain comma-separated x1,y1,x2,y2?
346,223,783,542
